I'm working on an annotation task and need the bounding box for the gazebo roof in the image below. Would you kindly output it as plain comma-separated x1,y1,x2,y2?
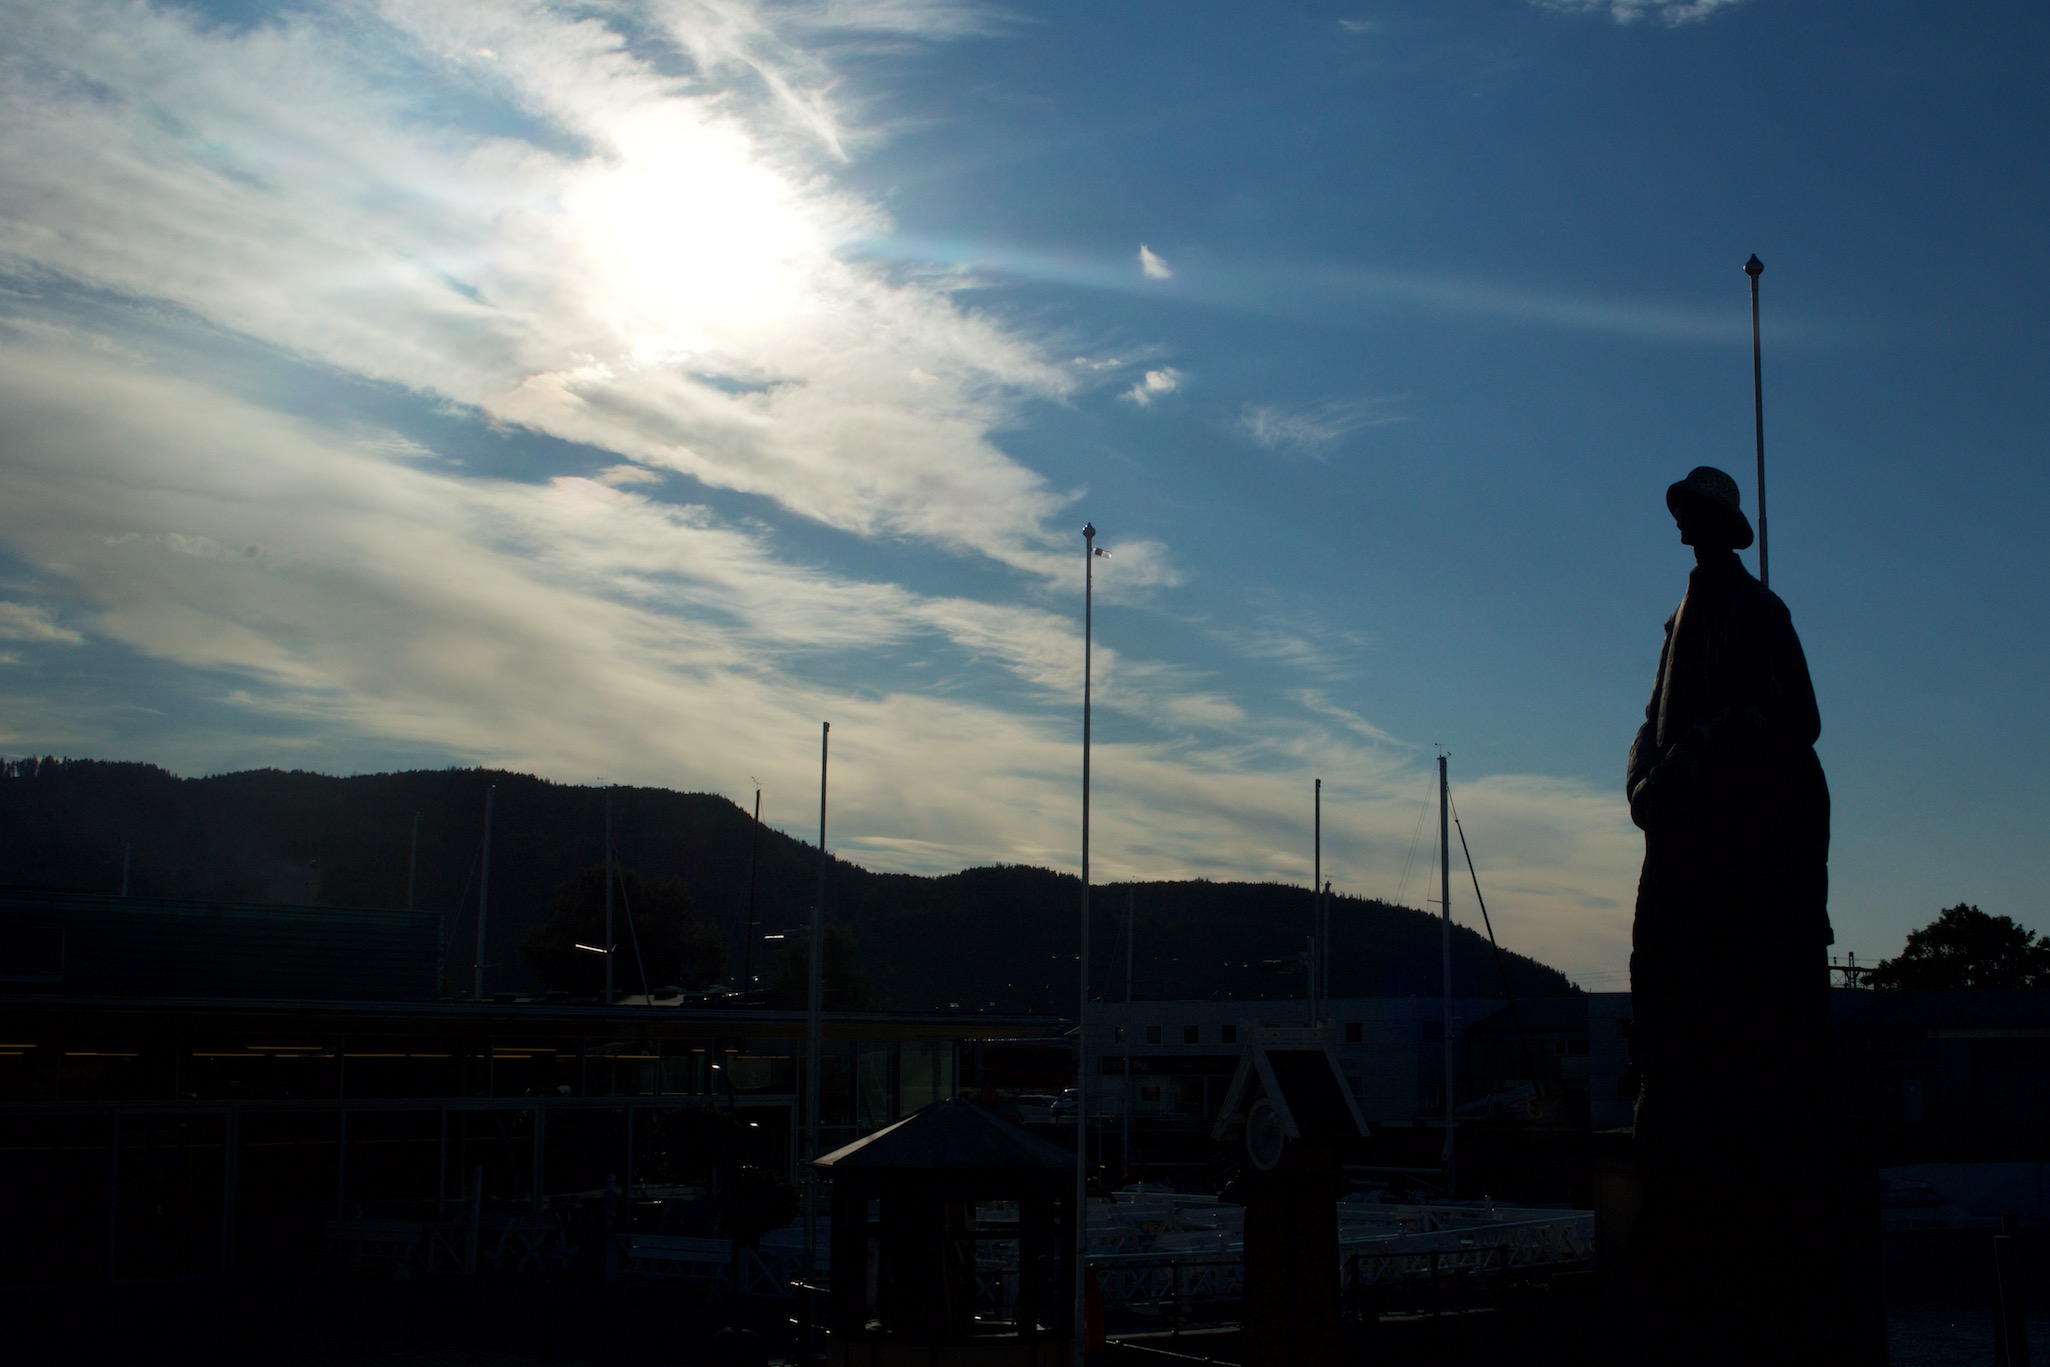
814,1098,1074,1174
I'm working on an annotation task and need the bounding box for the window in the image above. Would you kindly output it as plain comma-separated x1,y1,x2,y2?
1221,1024,1238,1045
1183,1024,1200,1045
1146,1025,1162,1045
1345,1022,1363,1044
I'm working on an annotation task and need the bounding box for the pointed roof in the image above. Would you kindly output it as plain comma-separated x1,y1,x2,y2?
813,1098,1074,1174
1211,1037,1369,1143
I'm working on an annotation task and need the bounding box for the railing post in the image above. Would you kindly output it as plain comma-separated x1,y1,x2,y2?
1171,1258,1181,1341
1995,1214,2030,1367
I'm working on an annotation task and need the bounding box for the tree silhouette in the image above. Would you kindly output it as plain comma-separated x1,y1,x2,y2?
771,923,873,1010
1867,904,2050,990
520,865,723,995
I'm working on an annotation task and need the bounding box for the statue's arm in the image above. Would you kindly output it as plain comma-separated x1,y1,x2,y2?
1625,620,1674,830
1768,601,1822,748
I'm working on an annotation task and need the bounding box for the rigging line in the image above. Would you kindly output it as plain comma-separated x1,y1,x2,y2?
1393,775,1433,908
1448,791,1546,1101
613,866,652,1001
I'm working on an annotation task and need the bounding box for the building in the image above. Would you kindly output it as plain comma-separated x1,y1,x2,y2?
0,889,1053,1284
1085,994,1594,1128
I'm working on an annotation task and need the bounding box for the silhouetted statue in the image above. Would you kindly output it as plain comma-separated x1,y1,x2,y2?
1626,467,1839,1365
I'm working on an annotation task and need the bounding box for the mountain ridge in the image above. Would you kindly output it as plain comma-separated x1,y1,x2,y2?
0,757,1580,1012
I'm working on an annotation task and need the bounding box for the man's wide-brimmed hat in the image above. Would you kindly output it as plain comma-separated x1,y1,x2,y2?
1666,466,1754,550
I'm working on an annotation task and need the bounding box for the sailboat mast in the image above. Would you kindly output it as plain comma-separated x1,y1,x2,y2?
804,722,829,1278
604,793,614,1005
473,784,494,1001
742,786,762,993
1440,754,1455,1197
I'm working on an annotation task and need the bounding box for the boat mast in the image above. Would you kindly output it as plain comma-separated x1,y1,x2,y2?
1313,777,1322,1025
1440,754,1455,1197
1123,889,1134,1178
472,784,494,1001
742,785,762,993
805,722,829,1277
604,793,614,1004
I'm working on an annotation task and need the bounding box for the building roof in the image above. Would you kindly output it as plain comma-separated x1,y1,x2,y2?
813,1097,1074,1173
1,888,440,1001
1212,1035,1368,1143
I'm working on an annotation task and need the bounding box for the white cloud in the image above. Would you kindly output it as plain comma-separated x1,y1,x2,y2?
0,1,1644,980
0,329,1638,974
0,0,1079,576
0,601,84,645
1534,0,1748,26
1239,398,1403,455
1122,367,1182,407
1138,243,1174,280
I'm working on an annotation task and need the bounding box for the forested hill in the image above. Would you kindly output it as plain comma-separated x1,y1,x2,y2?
1,758,1578,1013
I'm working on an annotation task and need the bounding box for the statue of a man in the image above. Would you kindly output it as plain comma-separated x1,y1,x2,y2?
1625,466,1835,1363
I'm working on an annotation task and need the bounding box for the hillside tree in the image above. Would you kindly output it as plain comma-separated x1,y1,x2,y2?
521,865,723,995
1866,903,2050,990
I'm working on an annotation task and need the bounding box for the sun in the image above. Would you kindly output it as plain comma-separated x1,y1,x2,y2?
569,105,822,363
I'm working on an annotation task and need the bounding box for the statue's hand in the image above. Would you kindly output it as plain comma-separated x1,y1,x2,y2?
1629,743,1701,831
1627,772,1664,830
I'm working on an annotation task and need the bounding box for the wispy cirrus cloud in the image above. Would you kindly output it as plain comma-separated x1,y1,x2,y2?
1239,398,1404,456
0,323,1638,976
0,601,83,646
1138,244,1174,280
0,0,1079,574
1533,0,1748,27
0,0,1645,979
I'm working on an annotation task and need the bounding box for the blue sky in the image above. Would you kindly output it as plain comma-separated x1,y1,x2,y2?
2,0,2045,987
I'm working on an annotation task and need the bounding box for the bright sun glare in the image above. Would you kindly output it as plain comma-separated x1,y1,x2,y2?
570,108,821,365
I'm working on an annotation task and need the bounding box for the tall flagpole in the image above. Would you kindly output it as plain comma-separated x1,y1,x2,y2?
1746,253,1769,590
1074,523,1099,1367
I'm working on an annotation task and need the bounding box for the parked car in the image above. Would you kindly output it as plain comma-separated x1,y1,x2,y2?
1013,1093,1058,1125
1057,1090,1123,1123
